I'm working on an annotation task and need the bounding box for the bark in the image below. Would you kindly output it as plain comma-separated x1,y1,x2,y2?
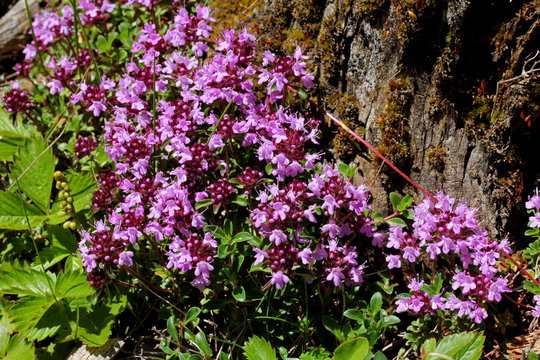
251,0,540,240
0,0,38,60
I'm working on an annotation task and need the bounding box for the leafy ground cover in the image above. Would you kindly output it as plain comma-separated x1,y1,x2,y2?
1,0,540,359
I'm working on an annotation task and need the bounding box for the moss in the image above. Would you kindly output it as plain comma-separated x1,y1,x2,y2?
374,78,413,169
328,93,363,160
354,0,387,20
426,144,446,172
209,0,264,35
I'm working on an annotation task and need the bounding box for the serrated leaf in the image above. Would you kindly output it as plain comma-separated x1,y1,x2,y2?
9,296,59,341
243,336,277,360
333,337,369,360
49,225,78,252
0,110,30,161
523,280,540,295
55,269,93,299
3,333,34,360
11,136,54,213
422,338,437,355
0,191,46,230
0,268,54,297
427,332,485,360
33,247,71,269
76,304,115,347
194,332,212,358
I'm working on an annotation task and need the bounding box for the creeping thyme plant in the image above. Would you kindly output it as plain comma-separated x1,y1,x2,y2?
0,0,538,358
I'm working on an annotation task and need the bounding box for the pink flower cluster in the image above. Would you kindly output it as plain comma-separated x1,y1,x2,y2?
387,191,511,323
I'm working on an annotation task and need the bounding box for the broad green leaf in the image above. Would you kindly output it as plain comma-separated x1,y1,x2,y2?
383,315,400,326
0,268,54,297
338,163,352,178
0,324,9,354
333,337,369,360
9,296,60,341
530,351,539,360
2,332,34,360
372,351,388,360
55,269,93,299
11,136,54,213
399,194,414,210
243,336,277,360
76,304,115,347
0,191,46,230
0,110,31,161
422,338,437,356
194,332,212,358
65,172,97,213
389,192,401,209
344,309,364,322
49,225,78,253
184,307,201,325
33,246,71,269
427,332,485,360
0,135,25,162
370,292,382,316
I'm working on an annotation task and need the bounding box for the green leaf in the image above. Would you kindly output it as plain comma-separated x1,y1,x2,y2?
297,87,309,100
333,337,369,360
399,195,414,210
167,316,179,343
1,331,34,360
389,192,401,209
9,296,60,341
64,172,97,213
11,136,54,213
76,303,115,347
338,163,352,178
383,315,400,326
372,351,388,360
322,315,343,342
243,336,277,360
522,280,540,295
33,246,71,269
184,307,201,325
0,191,46,230
370,292,382,316
49,225,78,253
232,232,256,244
530,351,539,360
233,286,246,302
55,269,93,299
422,338,437,355
0,268,54,297
0,109,29,161
427,332,485,360
194,332,212,358
195,198,213,211
386,217,406,227
343,309,364,322
526,228,540,237
232,194,248,206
